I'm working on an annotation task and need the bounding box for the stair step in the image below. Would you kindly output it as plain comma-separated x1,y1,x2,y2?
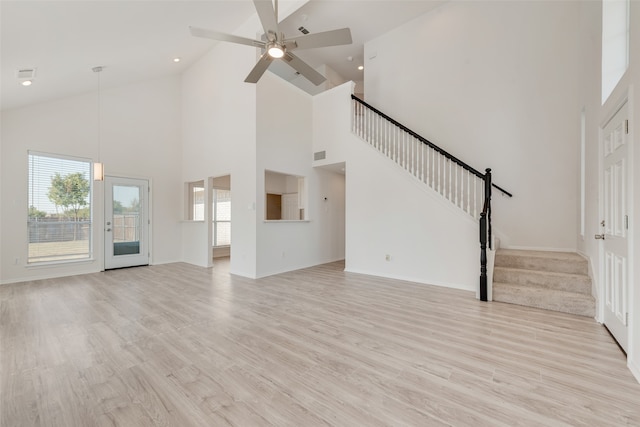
493,282,595,317
495,249,588,275
493,267,591,294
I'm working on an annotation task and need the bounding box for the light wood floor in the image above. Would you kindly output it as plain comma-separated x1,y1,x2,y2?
2,259,640,426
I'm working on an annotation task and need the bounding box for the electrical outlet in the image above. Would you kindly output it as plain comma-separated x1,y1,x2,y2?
282,251,286,258
385,254,391,261
14,257,20,265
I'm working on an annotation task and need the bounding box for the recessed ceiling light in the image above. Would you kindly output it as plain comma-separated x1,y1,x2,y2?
173,57,181,63
358,65,364,71
16,68,36,86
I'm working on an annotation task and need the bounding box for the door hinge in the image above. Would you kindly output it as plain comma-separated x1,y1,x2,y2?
625,119,629,134
148,219,151,225
625,215,629,230
626,312,629,326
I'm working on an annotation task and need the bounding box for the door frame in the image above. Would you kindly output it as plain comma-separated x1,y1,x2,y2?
598,93,633,353
103,175,152,269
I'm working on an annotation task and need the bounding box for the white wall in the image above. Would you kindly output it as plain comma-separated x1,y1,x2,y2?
313,82,478,290
312,81,355,167
364,0,583,251
346,138,479,290
256,72,345,277
290,64,348,96
0,76,182,284
180,35,258,276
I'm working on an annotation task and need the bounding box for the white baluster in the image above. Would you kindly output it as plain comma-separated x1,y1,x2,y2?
428,147,432,187
425,145,429,185
454,164,458,207
409,136,413,175
437,154,440,194
376,114,379,149
358,103,362,138
448,160,452,202
460,168,465,211
420,141,424,182
385,120,389,156
354,101,357,136
467,171,471,215
473,177,478,218
364,106,368,141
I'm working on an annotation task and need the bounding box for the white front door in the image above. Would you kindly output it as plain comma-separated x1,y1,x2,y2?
104,176,150,269
600,102,629,352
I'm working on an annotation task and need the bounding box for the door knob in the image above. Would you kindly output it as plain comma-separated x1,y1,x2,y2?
594,234,605,240
106,228,112,232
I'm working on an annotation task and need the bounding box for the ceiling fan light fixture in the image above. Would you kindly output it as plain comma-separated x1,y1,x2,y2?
267,42,285,59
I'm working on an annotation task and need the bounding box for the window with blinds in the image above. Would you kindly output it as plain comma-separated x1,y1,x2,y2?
212,189,231,247
189,181,205,221
28,152,93,263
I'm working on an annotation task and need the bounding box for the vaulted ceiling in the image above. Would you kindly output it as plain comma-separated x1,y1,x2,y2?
1,1,444,111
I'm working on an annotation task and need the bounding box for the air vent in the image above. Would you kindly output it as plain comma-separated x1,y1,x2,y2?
16,68,36,79
298,26,310,35
314,151,326,161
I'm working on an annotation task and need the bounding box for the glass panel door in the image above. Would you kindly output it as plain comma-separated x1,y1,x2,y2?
104,176,149,269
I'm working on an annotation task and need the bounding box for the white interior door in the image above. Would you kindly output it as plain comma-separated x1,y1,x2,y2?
600,102,629,352
104,176,149,269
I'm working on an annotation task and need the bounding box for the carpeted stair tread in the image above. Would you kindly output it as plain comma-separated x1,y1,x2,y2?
495,249,588,275
493,266,592,294
493,282,595,317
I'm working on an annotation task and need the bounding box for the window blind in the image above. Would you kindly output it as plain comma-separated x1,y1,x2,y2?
28,152,92,263
213,189,231,247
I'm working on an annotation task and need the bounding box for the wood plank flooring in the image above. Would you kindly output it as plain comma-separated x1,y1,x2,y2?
2,259,640,426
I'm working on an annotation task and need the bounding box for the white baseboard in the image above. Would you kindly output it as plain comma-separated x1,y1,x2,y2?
629,358,640,385
343,267,475,293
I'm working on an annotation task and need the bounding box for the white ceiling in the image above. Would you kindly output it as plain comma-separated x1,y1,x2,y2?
275,0,445,85
1,1,444,111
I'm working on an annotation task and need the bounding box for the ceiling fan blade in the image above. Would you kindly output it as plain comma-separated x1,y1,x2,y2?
245,52,274,83
283,52,326,86
253,0,279,41
189,26,264,48
285,28,352,50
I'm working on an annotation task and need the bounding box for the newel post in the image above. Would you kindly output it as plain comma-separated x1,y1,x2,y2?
479,168,492,302
479,211,488,302
484,168,492,251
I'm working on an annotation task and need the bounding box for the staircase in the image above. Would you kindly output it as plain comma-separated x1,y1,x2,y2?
350,94,511,301
492,249,595,317
348,94,594,315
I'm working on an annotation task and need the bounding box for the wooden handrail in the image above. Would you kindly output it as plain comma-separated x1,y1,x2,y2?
351,94,513,198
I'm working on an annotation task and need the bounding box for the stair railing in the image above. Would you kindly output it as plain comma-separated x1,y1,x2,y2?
350,94,511,301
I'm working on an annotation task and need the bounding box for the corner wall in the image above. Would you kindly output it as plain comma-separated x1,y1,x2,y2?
313,83,478,291
256,72,345,277
0,76,183,284
180,21,260,275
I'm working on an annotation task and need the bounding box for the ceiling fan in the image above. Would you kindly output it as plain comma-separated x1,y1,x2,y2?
189,0,352,85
